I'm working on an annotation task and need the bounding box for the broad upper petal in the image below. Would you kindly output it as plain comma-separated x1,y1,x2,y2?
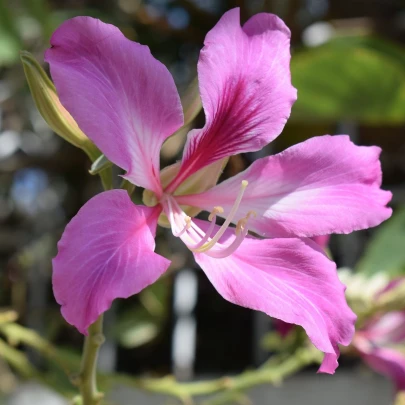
178,135,392,237
45,17,183,195
167,9,296,191
52,190,170,334
193,224,356,374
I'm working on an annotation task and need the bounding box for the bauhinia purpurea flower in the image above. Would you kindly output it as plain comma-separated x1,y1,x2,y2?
46,8,392,373
348,276,405,392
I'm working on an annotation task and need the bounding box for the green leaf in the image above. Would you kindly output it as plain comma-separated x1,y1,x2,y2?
119,321,159,349
0,338,37,378
356,207,405,276
21,0,53,39
0,30,20,66
291,38,405,124
112,305,160,348
328,36,405,66
113,278,171,348
0,0,21,66
0,0,22,45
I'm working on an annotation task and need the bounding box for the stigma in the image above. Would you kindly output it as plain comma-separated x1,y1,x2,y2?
162,181,255,258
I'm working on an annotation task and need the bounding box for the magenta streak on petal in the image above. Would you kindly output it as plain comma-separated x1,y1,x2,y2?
52,190,170,334
165,9,296,193
166,79,268,192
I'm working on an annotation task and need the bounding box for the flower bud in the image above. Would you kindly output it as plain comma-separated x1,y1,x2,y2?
20,51,98,158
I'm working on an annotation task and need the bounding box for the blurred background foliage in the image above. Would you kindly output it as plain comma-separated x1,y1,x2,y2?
0,0,405,404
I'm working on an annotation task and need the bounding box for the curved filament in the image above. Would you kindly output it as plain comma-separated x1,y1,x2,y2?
163,181,254,258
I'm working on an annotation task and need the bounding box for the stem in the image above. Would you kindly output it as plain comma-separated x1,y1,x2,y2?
78,315,105,405
129,346,323,404
75,144,111,405
120,179,136,195
84,145,113,191
0,319,323,405
201,347,321,405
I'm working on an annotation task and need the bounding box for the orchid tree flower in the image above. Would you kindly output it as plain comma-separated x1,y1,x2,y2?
46,8,392,374
352,278,405,392
355,311,405,392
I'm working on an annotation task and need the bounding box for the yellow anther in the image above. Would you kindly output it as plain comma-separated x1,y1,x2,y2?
235,211,256,236
235,218,247,236
188,179,250,254
185,216,192,229
208,206,224,221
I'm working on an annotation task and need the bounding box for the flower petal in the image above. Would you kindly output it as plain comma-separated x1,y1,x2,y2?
274,320,295,337
361,348,405,391
312,235,330,250
193,221,356,373
52,190,170,334
166,9,296,192
363,312,405,346
178,135,392,237
45,17,183,195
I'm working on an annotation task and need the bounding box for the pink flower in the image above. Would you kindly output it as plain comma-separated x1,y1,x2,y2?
353,280,405,390
46,9,391,373
355,312,405,391
274,319,295,338
312,235,331,250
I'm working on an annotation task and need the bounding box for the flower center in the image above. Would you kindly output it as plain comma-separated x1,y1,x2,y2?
162,181,255,258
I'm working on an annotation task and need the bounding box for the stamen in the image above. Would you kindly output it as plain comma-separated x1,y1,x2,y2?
172,215,191,237
187,207,223,250
163,180,252,259
167,198,191,237
203,209,255,258
194,180,249,253
236,211,256,235
208,206,224,221
204,225,248,259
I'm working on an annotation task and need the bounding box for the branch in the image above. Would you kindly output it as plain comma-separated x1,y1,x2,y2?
0,319,322,405
123,346,323,404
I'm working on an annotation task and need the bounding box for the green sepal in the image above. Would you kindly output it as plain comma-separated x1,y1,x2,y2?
89,154,113,175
